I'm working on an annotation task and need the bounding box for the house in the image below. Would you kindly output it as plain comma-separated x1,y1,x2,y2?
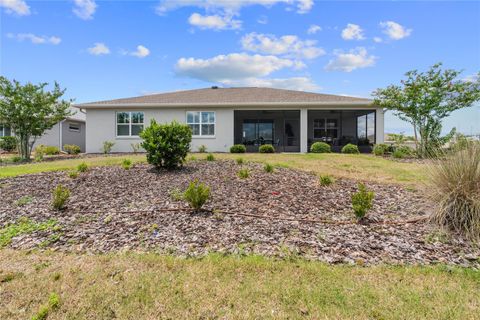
74,87,384,153
0,114,86,152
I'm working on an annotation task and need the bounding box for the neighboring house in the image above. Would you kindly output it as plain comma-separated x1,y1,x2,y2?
74,87,384,153
0,116,86,152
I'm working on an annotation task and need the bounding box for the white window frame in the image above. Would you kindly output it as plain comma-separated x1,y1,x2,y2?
186,111,216,138
68,122,81,133
0,124,11,137
116,111,145,138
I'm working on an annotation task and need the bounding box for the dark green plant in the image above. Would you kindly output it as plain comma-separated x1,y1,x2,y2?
238,168,249,179
122,158,132,170
341,143,360,154
351,183,374,220
372,144,388,156
319,175,334,186
230,144,246,153
140,120,192,169
52,185,70,210
236,157,244,165
310,142,331,153
102,141,115,154
77,162,88,172
63,144,81,154
373,63,480,158
11,155,21,162
68,171,78,179
392,149,405,159
183,179,210,210
0,136,17,152
0,77,72,161
259,144,275,153
198,144,207,153
206,153,215,161
264,163,274,173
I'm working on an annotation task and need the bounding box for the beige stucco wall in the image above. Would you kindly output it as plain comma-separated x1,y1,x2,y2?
85,108,234,153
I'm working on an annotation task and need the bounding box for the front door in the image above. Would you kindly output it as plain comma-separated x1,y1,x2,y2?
283,119,300,152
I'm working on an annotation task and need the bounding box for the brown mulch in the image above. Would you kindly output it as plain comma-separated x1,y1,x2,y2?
0,160,478,266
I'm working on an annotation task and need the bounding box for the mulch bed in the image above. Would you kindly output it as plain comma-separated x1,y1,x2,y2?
0,160,478,266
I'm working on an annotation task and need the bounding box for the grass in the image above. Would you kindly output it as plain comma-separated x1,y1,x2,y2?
0,218,57,248
0,153,426,186
0,250,478,319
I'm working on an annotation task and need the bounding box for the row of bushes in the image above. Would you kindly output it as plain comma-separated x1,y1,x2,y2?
372,143,415,159
229,143,361,154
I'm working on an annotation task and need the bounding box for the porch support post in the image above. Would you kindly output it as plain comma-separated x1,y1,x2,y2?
300,108,308,153
375,108,384,143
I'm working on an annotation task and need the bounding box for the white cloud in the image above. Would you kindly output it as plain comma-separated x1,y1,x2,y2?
7,33,61,45
241,32,325,59
307,24,322,34
156,0,314,16
128,45,150,58
373,37,383,43
0,0,30,15
341,23,365,40
87,42,110,55
188,12,241,30
73,0,97,20
222,76,320,91
175,53,302,82
380,21,412,40
325,47,376,72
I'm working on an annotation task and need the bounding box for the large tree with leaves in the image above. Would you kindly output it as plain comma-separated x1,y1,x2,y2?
373,63,480,157
0,77,72,160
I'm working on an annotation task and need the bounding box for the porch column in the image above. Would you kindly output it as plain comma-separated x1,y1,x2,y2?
300,108,308,153
375,108,385,143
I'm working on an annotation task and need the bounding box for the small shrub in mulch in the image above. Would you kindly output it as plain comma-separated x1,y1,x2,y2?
183,179,210,210
230,144,246,153
63,144,81,155
102,141,115,154
52,185,70,210
259,144,275,153
264,163,274,173
77,162,88,172
198,145,207,153
341,144,360,154
237,168,250,179
236,157,244,165
319,175,334,186
351,183,374,221
206,153,215,161
122,159,132,170
310,142,331,153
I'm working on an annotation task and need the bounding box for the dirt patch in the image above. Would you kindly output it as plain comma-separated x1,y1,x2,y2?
0,160,478,266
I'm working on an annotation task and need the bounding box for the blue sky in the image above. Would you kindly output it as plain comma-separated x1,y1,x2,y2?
1,0,479,135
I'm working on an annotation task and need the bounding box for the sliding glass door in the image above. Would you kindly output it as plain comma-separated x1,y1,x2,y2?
242,120,274,145
357,112,375,145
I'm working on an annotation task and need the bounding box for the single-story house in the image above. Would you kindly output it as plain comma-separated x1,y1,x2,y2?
74,87,384,153
1,116,86,152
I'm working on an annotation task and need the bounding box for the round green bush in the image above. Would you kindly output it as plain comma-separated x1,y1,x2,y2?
341,143,360,154
396,145,414,156
63,144,81,155
258,144,275,153
0,136,17,152
310,142,331,153
372,144,388,156
140,120,192,169
230,144,246,153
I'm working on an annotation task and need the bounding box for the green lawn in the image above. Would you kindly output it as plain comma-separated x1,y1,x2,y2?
0,250,478,320
0,153,427,186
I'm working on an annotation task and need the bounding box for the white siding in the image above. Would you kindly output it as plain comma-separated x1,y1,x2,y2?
85,108,234,153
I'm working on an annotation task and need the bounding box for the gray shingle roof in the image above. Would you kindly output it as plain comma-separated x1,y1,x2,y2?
75,87,372,108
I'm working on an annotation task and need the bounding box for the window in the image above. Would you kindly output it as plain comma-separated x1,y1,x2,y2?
186,111,215,137
357,112,375,145
68,123,80,132
116,111,144,137
313,118,338,141
0,124,11,137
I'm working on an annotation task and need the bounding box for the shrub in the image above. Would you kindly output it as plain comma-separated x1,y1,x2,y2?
11,155,21,162
236,157,244,165
122,159,132,170
341,143,360,154
77,162,88,172
392,149,405,159
396,145,414,156
264,163,274,173
52,185,70,210
131,142,141,153
237,168,249,179
140,120,192,169
429,143,480,239
372,144,388,156
183,179,210,210
68,171,78,179
0,136,17,152
230,144,246,153
198,144,207,153
310,142,331,153
63,144,81,155
351,183,374,220
319,175,334,186
102,141,115,154
259,144,275,153
206,153,215,161
36,145,60,155
34,152,44,162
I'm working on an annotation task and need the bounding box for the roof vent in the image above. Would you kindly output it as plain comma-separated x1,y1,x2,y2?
211,86,219,89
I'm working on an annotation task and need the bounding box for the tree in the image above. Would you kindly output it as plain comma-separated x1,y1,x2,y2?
0,77,72,160
373,63,480,157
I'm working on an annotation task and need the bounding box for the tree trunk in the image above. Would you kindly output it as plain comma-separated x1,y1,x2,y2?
19,133,32,161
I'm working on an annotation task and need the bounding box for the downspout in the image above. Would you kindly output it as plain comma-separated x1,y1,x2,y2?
60,120,64,151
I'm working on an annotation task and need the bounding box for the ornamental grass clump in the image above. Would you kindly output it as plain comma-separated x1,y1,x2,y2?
319,175,334,186
77,162,88,172
52,185,70,210
237,168,250,179
206,153,215,161
428,142,480,240
122,159,132,170
183,180,210,210
264,163,274,173
351,183,374,221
